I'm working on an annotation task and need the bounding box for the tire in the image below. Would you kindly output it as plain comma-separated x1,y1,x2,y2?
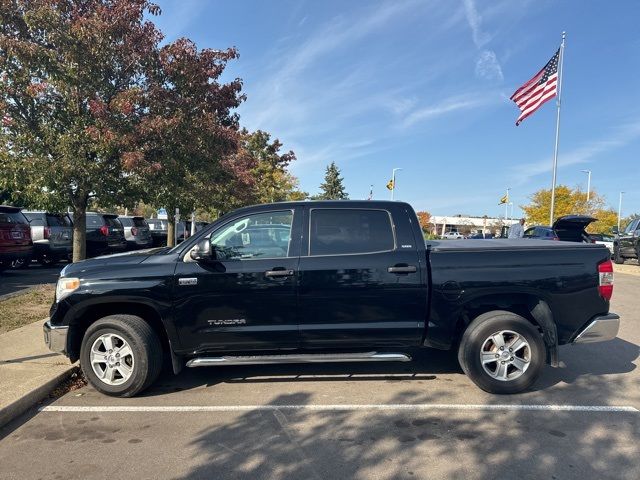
458,311,545,394
10,257,30,269
613,245,624,264
80,314,163,397
38,254,59,267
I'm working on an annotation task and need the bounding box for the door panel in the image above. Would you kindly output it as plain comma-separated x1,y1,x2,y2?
298,207,426,348
173,209,302,352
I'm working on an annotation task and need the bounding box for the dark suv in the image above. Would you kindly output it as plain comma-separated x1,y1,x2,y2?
613,218,640,264
86,213,127,257
0,206,33,272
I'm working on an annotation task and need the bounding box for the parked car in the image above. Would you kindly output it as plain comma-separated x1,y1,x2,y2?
22,211,73,266
0,206,33,272
118,216,152,250
45,200,618,397
85,213,127,257
147,218,168,247
523,215,596,242
468,232,494,239
589,233,614,256
613,218,640,264
441,231,465,239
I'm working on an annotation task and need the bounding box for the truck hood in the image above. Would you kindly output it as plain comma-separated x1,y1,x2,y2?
552,215,597,242
61,247,169,276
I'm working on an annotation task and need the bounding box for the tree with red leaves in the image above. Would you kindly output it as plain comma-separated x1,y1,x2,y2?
137,38,245,245
0,0,163,260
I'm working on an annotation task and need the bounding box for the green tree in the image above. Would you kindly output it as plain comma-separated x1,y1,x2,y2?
135,39,245,245
238,129,306,204
0,0,162,260
316,162,348,200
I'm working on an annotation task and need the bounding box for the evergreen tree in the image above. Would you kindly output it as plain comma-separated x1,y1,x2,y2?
316,162,348,200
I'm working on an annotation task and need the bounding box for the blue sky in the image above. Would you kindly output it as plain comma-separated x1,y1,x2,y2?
152,0,640,219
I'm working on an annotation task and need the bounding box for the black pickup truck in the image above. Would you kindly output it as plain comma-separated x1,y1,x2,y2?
44,201,619,397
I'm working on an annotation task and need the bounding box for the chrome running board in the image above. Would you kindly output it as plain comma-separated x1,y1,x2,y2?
186,352,411,367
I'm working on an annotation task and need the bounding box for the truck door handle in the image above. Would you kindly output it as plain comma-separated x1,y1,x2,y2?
388,265,417,274
265,269,295,278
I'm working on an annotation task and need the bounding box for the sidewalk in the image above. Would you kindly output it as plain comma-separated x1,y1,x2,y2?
0,319,76,427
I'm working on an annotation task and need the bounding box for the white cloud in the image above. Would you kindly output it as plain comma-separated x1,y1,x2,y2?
462,0,504,83
475,50,504,81
462,0,490,48
510,121,640,185
402,94,493,127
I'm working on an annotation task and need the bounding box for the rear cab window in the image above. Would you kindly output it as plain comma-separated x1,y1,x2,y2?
133,217,148,227
309,209,395,256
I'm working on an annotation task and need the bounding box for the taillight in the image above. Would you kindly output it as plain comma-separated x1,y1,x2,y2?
131,227,138,236
44,227,51,239
99,225,109,236
598,259,614,301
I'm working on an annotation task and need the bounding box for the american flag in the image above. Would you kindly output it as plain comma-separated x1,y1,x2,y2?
510,48,560,125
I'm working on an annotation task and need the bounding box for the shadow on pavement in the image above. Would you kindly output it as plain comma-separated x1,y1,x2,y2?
173,388,639,480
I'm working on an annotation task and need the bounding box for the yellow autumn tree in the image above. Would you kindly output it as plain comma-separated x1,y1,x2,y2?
521,185,618,233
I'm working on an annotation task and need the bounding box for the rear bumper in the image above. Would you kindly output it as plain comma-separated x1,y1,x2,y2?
0,247,33,263
33,242,72,256
572,313,620,344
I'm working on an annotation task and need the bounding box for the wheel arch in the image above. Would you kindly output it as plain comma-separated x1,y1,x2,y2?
67,300,181,372
454,293,558,366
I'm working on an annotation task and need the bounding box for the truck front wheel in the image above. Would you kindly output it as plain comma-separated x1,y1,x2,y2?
80,314,163,397
458,311,545,394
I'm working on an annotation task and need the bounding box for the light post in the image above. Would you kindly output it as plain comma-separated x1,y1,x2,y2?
390,168,402,200
618,192,624,230
581,169,591,202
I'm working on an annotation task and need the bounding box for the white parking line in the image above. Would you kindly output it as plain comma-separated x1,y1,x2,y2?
40,404,639,413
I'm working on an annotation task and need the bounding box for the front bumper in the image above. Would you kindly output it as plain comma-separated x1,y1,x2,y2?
43,320,69,355
572,313,620,344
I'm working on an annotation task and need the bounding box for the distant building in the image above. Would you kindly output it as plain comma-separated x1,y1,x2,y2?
431,215,519,236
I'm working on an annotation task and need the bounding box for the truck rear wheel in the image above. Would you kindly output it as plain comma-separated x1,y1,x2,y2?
458,311,545,394
80,314,163,397
613,245,624,264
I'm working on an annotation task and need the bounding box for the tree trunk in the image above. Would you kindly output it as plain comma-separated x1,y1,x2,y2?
166,209,175,247
72,204,87,262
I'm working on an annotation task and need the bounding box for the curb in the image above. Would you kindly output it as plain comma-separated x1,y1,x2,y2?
0,365,76,429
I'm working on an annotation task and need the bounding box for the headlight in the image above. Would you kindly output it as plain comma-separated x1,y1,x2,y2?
56,277,80,302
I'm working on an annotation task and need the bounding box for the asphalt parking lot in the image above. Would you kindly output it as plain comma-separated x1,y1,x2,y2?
1,274,638,479
0,264,64,297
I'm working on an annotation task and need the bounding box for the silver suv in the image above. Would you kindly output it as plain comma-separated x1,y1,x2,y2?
119,216,152,250
22,211,73,266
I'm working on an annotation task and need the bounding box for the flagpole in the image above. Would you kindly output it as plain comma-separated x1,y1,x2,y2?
549,31,566,225
505,188,510,220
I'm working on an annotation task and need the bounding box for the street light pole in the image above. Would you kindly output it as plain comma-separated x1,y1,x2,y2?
391,168,402,200
618,192,624,230
581,169,591,202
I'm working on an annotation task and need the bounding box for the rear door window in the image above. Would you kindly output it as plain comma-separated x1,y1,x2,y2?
309,209,395,256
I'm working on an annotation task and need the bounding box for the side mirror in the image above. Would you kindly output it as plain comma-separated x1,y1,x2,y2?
190,239,212,262
611,226,619,235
